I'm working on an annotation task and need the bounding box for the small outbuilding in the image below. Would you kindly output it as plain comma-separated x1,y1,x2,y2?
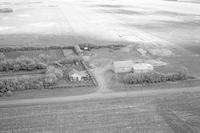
69,69,88,82
133,63,154,73
112,60,134,73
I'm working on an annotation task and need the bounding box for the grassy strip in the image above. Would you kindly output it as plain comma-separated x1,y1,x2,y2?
0,44,124,53
0,69,46,77
81,60,98,87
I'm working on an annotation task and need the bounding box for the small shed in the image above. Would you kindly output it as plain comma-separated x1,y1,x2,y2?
133,63,154,73
112,60,134,73
69,69,88,81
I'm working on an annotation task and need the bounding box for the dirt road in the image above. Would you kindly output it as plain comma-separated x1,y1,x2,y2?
1,84,200,107
92,64,112,94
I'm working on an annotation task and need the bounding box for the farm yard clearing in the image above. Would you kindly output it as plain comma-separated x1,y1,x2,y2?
0,42,198,100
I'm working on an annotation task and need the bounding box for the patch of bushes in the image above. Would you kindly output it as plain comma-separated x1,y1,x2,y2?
0,66,63,97
123,69,191,84
39,54,50,63
0,53,5,61
46,66,63,79
0,76,41,96
0,54,47,72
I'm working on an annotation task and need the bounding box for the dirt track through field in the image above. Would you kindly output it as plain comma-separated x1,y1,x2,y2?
0,84,200,107
93,64,112,94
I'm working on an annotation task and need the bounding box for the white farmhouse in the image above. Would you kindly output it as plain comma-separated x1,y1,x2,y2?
69,69,88,82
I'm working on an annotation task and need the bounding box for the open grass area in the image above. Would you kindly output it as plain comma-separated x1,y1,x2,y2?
0,34,131,48
4,49,64,60
0,34,82,48
161,55,200,77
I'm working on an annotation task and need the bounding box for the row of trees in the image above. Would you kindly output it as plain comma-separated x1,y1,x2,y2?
0,53,48,72
123,69,190,84
0,66,64,97
0,46,73,53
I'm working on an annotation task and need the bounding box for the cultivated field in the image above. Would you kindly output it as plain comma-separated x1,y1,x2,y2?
1,91,200,132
